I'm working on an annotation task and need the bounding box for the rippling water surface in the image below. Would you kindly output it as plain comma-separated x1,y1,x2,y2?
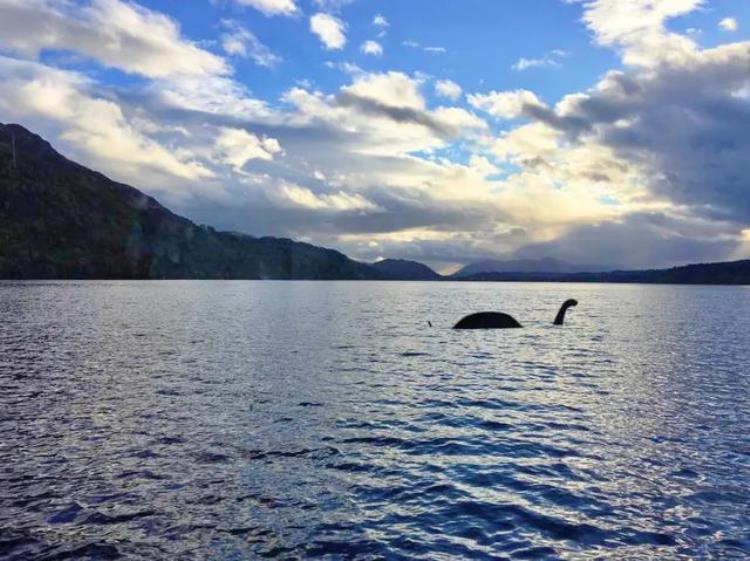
1,281,749,560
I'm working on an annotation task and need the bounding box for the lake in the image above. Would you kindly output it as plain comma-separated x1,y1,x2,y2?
1,281,749,560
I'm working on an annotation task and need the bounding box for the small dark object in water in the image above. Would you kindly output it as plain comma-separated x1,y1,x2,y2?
454,299,578,330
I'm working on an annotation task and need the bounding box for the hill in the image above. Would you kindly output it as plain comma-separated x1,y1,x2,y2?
371,258,441,280
0,123,380,280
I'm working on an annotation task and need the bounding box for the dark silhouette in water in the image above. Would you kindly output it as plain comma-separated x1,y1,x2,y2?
453,299,578,329
552,299,578,326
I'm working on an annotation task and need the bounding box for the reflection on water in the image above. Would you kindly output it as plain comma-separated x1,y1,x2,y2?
1,281,749,560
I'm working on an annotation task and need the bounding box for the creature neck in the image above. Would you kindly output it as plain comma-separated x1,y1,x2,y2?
553,302,573,326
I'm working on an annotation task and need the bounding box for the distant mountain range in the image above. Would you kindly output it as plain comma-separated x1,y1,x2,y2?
454,261,750,285
452,258,600,278
1,123,748,284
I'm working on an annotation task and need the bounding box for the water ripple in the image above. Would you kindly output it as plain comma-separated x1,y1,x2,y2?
1,281,749,560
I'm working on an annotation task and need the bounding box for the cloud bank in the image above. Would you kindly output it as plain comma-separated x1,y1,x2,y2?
0,0,747,271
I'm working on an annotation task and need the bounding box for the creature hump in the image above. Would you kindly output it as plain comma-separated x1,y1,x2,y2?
453,312,522,329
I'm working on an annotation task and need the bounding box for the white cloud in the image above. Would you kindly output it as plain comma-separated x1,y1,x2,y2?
156,74,275,121
344,71,425,109
373,14,389,27
567,0,702,67
0,0,279,129
432,107,487,133
221,21,281,68
214,127,282,171
283,72,487,158
274,183,381,212
324,60,363,75
0,0,228,79
0,57,215,195
310,13,347,50
467,89,546,119
360,40,383,56
230,0,297,16
403,41,447,54
434,79,462,101
719,17,739,32
513,49,568,71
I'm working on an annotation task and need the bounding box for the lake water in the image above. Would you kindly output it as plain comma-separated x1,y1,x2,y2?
1,281,749,560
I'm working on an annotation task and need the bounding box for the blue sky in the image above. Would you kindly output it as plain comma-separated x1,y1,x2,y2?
135,0,622,108
133,0,747,102
1,0,749,271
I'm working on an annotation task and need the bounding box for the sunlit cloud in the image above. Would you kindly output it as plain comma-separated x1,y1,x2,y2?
435,79,462,101
719,17,738,32
229,0,298,17
0,0,228,78
373,14,389,27
310,13,347,50
513,49,568,71
220,20,281,68
360,40,383,56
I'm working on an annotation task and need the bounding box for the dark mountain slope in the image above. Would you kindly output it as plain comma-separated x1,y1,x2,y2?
371,258,441,280
589,261,750,284
0,123,379,280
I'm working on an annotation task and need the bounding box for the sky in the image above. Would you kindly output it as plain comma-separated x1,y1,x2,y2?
0,0,749,272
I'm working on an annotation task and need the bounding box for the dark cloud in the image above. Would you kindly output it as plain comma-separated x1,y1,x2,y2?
177,186,503,239
534,46,750,223
521,102,588,135
335,91,458,137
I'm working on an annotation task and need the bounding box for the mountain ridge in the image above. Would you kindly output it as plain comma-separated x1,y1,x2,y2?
0,123,380,280
372,258,441,280
1,123,748,284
